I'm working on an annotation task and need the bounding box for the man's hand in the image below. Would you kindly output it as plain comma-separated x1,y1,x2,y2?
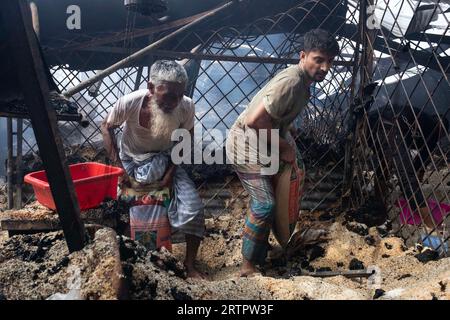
280,143,295,164
101,120,123,167
159,166,175,189
119,173,131,188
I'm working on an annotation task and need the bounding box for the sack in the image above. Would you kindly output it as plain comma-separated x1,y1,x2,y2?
124,185,173,251
273,155,305,248
288,160,305,232
130,203,172,251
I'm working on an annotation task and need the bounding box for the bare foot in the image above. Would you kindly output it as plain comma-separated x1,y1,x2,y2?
238,270,262,278
239,259,259,277
185,265,207,280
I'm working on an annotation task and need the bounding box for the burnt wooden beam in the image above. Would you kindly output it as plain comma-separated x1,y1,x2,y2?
341,23,450,74
78,46,354,67
46,6,220,54
0,216,116,233
0,0,86,252
0,110,83,122
6,118,14,209
63,0,237,97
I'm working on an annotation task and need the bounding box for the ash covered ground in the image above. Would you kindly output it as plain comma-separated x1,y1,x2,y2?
1,179,449,300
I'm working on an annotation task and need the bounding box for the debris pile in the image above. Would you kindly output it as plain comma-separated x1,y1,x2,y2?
0,180,449,300
0,199,131,235
0,228,125,300
21,145,108,177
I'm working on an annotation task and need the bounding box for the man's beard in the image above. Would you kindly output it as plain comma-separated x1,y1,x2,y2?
314,71,327,82
148,98,181,141
304,66,325,83
160,104,174,114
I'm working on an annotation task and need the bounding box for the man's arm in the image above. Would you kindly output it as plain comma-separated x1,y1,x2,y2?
100,118,122,166
159,124,196,188
245,101,295,163
101,119,131,187
160,160,176,188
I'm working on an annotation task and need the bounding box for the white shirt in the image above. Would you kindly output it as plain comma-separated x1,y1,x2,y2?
107,89,195,162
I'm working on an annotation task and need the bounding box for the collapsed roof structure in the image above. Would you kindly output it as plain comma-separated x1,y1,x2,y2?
0,0,449,299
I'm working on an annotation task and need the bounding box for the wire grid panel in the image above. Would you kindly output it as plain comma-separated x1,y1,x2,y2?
22,1,359,213
170,0,360,213
351,0,450,253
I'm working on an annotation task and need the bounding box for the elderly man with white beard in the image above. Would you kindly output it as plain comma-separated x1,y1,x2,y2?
101,60,205,279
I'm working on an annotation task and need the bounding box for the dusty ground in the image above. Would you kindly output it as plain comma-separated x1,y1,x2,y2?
0,228,123,300
0,179,449,300
125,180,450,300
0,200,130,234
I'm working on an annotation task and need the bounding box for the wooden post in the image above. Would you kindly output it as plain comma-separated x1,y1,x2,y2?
342,0,369,208
15,118,23,209
6,118,13,210
133,66,144,91
0,0,86,252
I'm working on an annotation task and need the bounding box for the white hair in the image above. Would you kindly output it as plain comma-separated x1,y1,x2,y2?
149,60,188,86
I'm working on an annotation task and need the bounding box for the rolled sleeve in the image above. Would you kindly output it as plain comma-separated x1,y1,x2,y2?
107,96,131,127
181,100,196,131
263,77,296,120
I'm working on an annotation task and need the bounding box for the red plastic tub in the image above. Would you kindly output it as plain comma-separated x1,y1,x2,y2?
24,162,124,211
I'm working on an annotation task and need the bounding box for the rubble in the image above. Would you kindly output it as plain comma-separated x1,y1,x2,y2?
346,221,369,236
415,248,440,263
0,199,130,234
364,235,376,246
349,258,365,270
149,247,187,279
373,289,385,299
0,179,449,300
0,228,125,300
21,145,108,176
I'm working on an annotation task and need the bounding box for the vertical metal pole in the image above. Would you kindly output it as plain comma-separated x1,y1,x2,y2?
360,0,375,94
134,66,144,91
180,44,203,98
342,0,367,208
15,119,23,209
6,118,13,209
147,34,155,82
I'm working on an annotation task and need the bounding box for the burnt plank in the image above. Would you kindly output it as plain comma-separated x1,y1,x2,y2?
0,0,86,252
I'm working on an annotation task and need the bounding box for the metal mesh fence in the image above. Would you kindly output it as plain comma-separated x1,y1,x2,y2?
349,0,450,255
17,0,358,212
11,0,450,254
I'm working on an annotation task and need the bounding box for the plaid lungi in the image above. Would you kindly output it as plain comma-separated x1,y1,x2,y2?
122,152,205,239
236,171,276,265
235,148,306,265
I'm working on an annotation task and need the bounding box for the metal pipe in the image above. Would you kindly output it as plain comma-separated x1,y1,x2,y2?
6,118,13,209
15,119,23,209
63,0,236,98
0,111,84,123
342,0,370,208
133,66,144,91
302,269,375,279
78,47,354,67
50,8,218,54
